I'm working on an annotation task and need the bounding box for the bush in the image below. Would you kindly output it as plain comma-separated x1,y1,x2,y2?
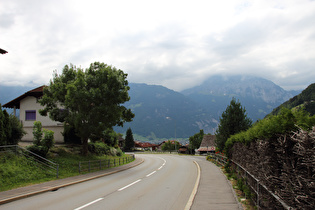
27,145,48,158
88,142,110,155
32,121,43,146
225,108,315,155
42,129,55,149
116,148,123,156
0,107,25,146
88,142,123,156
27,121,54,158
8,115,25,145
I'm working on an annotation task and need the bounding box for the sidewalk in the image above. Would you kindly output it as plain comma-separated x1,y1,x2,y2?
191,158,242,210
0,157,144,205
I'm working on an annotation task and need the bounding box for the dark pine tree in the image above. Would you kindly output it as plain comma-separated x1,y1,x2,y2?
124,128,135,151
215,98,252,152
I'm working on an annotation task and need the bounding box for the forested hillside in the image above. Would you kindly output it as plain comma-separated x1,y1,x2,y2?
269,83,315,116
114,83,217,140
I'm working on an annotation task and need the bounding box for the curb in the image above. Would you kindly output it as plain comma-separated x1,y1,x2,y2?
0,157,144,205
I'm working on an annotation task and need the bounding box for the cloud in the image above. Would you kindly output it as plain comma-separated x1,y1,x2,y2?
0,0,315,91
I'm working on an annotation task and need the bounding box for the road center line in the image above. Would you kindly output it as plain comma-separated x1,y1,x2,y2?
146,171,156,177
74,198,103,210
118,179,142,191
157,157,166,170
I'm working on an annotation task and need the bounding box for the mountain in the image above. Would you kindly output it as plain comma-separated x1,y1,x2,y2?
1,76,303,140
0,85,37,107
181,75,300,123
268,83,315,116
114,83,217,140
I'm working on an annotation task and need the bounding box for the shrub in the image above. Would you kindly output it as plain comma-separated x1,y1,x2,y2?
42,129,55,150
225,108,315,155
27,145,48,158
27,121,54,158
8,115,25,145
32,121,43,146
116,148,123,156
88,142,110,155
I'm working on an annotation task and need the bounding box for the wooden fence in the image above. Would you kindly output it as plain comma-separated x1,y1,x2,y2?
208,153,293,210
78,154,135,173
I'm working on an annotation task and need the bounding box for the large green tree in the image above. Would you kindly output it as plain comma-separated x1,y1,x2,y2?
124,127,135,151
215,98,252,152
161,140,180,152
39,62,134,155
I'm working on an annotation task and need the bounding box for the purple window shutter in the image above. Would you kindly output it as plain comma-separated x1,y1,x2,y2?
25,110,36,121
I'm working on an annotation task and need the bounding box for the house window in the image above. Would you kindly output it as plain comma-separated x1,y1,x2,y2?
25,110,36,121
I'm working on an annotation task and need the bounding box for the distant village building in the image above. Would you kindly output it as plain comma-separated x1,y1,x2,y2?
178,145,190,154
197,134,216,154
134,141,159,151
2,86,64,143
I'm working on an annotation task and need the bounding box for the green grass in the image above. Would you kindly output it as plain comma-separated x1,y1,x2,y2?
0,146,134,192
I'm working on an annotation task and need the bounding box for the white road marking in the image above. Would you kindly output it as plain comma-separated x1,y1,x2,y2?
74,198,103,210
146,171,156,177
184,161,201,210
117,179,142,191
74,156,167,209
157,157,166,170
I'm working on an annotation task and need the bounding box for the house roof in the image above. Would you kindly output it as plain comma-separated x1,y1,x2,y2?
198,134,216,151
134,141,159,148
0,48,8,54
2,85,46,109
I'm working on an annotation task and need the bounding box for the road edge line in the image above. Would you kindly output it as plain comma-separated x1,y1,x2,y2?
184,160,201,210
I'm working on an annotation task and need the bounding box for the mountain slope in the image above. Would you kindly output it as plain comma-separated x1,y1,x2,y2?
115,83,217,139
269,83,315,116
181,75,298,122
1,76,302,140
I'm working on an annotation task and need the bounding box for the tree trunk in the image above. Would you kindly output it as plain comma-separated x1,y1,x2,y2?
82,137,88,156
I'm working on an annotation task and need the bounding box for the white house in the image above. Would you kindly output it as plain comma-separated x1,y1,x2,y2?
2,86,64,143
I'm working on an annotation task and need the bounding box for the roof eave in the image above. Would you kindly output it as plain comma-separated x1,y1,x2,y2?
2,85,45,109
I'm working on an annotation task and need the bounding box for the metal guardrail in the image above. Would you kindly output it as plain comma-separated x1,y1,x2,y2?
208,153,293,210
0,145,59,178
78,154,135,173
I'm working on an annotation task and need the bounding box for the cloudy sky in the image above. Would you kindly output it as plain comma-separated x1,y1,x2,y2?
1,0,314,91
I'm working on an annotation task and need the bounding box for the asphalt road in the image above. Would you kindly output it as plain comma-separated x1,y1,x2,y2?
1,154,199,210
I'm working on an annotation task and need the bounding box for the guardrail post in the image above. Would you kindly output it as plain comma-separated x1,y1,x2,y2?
100,160,102,170
79,162,81,173
89,160,91,172
56,164,59,178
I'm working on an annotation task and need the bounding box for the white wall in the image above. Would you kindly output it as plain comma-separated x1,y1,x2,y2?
20,96,64,143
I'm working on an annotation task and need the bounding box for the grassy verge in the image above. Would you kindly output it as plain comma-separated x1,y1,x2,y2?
0,145,134,192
